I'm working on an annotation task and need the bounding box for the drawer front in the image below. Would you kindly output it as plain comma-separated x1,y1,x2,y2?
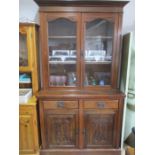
83,100,118,109
43,100,78,109
19,106,34,115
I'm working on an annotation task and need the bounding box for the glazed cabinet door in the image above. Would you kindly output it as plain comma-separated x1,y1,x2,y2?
19,25,32,71
19,114,35,154
81,13,120,88
41,101,79,149
83,109,118,148
40,13,81,89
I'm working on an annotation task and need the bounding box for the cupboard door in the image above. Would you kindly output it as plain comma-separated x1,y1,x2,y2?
84,110,118,148
40,13,81,88
19,114,35,154
82,13,118,88
44,109,78,148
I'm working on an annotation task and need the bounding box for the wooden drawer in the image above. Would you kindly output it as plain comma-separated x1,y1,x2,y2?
83,100,118,109
19,106,34,115
43,100,78,109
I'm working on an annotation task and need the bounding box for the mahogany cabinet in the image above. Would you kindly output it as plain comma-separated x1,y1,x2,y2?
34,0,129,155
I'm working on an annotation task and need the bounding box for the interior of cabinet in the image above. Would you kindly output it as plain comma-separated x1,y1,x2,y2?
43,13,118,89
48,18,78,87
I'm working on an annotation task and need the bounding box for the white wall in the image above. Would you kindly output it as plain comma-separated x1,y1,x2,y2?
122,0,135,143
19,0,39,24
122,0,135,34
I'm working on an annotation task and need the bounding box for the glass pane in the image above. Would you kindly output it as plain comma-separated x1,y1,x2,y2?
84,19,114,86
48,18,77,86
19,33,28,66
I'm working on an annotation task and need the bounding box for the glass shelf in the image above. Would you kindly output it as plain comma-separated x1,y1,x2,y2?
48,36,76,39
49,61,76,64
86,36,112,39
85,61,111,64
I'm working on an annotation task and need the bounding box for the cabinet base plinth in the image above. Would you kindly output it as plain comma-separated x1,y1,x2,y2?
40,149,122,155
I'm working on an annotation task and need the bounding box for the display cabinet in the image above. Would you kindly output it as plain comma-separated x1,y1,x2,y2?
19,23,39,95
34,0,129,155
19,23,40,155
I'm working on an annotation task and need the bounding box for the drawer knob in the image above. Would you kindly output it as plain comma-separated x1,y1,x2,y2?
97,102,105,108
57,101,64,108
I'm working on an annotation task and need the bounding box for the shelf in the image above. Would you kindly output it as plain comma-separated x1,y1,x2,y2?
48,36,76,39
85,61,112,64
19,83,32,89
20,50,27,52
86,36,113,39
49,61,76,64
49,60,111,64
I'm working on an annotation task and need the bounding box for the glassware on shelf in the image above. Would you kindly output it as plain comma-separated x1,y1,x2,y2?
84,72,110,86
99,80,105,86
67,72,76,86
85,50,106,62
61,75,67,86
50,75,67,86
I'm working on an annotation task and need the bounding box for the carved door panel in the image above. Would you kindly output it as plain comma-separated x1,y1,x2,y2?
84,110,118,148
19,114,35,154
44,109,78,148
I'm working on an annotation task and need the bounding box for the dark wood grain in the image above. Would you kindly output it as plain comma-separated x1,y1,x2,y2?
37,89,125,100
84,110,117,148
45,110,78,148
41,101,79,149
34,0,129,7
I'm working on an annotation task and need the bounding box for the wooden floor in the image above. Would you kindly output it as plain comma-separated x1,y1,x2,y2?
126,146,135,155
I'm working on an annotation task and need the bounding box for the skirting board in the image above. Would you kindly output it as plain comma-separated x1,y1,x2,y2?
40,149,122,155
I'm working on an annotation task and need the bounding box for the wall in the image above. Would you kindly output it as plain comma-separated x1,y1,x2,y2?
122,0,135,143
19,0,39,23
122,0,135,34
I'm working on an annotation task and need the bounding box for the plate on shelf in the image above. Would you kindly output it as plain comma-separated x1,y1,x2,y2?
53,50,69,56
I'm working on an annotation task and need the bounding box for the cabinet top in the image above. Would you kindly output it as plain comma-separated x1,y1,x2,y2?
37,89,125,99
34,0,129,7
